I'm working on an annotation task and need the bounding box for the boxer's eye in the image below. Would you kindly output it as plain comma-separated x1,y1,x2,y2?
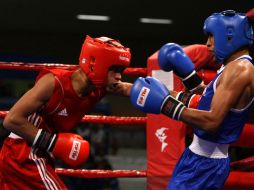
109,66,125,74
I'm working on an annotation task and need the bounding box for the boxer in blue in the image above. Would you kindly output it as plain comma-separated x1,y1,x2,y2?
131,10,254,190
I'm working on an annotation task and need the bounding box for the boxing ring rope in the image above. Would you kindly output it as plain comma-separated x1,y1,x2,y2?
79,115,147,125
55,169,147,178
1,61,254,187
0,111,147,125
231,156,254,171
0,61,148,76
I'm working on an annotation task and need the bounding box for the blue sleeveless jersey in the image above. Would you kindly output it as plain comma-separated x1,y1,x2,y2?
194,56,253,144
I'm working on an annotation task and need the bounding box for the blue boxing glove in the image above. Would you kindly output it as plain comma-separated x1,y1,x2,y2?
158,43,203,92
130,77,185,120
130,77,169,114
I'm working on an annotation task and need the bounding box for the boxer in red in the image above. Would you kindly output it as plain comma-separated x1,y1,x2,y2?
0,35,132,190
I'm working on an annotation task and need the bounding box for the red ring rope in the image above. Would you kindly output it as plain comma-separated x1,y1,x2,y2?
231,156,254,171
56,168,147,178
0,62,147,76
0,111,147,125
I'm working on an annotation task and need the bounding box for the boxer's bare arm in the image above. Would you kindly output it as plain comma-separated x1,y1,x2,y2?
3,73,55,144
180,60,253,133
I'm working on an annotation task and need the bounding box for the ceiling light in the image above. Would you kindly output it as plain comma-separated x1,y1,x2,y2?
76,14,110,21
140,18,173,24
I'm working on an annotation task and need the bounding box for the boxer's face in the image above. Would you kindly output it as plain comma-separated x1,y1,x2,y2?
106,66,124,86
206,35,215,51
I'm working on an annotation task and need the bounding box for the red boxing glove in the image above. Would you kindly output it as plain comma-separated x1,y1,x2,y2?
52,133,90,167
32,130,90,167
188,94,201,109
183,44,219,70
176,91,201,109
246,8,254,21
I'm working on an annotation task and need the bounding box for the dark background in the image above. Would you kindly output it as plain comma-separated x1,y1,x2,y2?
0,2,253,189
0,0,252,66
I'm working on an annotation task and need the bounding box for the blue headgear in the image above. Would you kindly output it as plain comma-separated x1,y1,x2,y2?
203,10,254,63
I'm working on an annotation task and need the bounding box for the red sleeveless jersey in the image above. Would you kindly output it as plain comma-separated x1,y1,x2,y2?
36,68,106,132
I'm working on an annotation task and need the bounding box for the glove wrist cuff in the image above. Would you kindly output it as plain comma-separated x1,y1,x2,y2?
182,71,203,92
161,95,185,120
32,129,57,152
176,91,196,108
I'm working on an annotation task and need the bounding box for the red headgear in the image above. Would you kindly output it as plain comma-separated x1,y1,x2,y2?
79,35,131,87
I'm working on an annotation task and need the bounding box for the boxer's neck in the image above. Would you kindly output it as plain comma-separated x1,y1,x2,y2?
71,69,95,97
224,48,249,65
